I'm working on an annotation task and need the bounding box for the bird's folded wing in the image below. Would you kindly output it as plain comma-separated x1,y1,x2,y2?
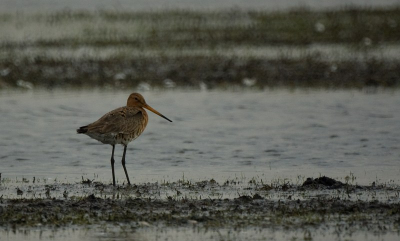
87,107,143,134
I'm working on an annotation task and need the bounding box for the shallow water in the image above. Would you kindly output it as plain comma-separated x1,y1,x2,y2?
0,89,399,186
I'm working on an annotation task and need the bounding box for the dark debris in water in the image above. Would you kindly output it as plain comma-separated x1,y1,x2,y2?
302,176,344,189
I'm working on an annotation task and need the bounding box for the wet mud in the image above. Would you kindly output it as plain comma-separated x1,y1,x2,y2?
1,176,399,237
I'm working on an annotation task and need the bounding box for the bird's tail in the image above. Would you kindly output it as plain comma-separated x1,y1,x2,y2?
77,126,88,134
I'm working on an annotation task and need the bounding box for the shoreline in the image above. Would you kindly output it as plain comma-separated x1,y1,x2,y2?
1,176,399,227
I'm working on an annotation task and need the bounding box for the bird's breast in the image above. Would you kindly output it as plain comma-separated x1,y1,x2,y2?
86,132,140,145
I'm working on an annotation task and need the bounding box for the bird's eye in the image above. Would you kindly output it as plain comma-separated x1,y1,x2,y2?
135,97,138,101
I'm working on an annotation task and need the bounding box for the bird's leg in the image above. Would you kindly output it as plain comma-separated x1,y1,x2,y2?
121,145,131,185
111,145,116,186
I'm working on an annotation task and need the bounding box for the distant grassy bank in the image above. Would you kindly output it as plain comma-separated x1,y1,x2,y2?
1,8,400,47
1,56,399,89
0,8,399,89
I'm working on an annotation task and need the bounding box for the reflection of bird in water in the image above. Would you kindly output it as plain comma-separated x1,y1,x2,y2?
77,93,172,186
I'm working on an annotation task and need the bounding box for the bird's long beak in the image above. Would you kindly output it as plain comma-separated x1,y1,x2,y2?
144,105,172,122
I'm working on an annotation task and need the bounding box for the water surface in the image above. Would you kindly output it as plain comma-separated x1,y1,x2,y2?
1,89,399,185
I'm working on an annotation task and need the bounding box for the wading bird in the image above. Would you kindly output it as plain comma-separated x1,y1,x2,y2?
77,93,172,186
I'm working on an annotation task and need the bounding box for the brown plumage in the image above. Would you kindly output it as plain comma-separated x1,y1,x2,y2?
77,93,172,186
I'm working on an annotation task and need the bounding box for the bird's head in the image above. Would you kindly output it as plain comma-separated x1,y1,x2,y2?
127,93,147,107
127,93,172,122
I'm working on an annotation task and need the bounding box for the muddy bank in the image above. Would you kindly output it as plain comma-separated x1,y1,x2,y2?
1,177,399,235
1,56,399,89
